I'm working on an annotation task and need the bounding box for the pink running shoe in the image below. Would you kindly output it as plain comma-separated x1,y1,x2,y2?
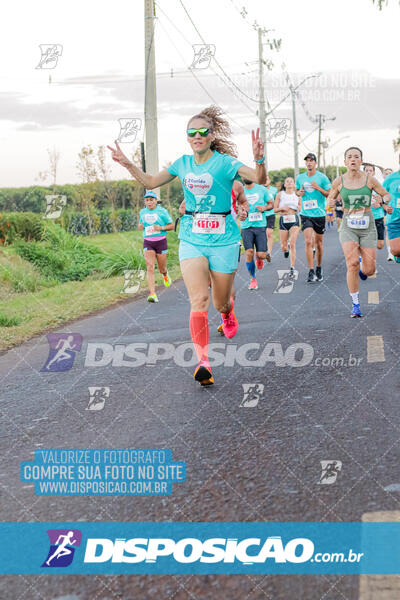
221,304,238,339
248,278,258,290
256,258,264,270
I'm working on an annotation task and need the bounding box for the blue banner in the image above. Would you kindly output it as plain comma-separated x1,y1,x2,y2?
0,522,398,574
20,449,186,496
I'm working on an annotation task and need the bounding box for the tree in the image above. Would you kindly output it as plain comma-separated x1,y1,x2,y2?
372,0,400,8
96,145,120,231
36,147,61,193
393,129,400,153
76,146,99,235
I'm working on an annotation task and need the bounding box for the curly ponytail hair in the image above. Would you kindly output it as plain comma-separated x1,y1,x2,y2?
188,105,238,158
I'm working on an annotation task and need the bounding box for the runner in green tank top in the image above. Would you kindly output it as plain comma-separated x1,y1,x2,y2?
328,147,391,318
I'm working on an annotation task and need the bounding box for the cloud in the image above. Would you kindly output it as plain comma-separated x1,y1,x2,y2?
0,70,399,135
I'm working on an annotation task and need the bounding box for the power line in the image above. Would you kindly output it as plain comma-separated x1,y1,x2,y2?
178,0,259,108
294,88,318,124
156,1,257,118
156,12,252,133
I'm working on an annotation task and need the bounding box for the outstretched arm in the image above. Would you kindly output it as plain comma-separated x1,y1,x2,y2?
107,141,176,189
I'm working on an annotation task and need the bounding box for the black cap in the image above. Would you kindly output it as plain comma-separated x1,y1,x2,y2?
304,153,317,161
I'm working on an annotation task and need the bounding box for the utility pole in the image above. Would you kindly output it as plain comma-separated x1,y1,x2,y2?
317,114,323,166
291,86,299,179
258,28,267,167
283,72,299,179
317,114,336,167
144,0,159,196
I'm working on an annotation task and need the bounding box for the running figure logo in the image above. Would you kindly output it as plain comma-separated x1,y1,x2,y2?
86,386,110,411
274,270,298,293
44,195,67,219
42,529,82,568
35,44,63,69
267,119,291,144
191,44,216,69
240,384,264,408
117,118,142,143
318,460,342,485
121,269,146,294
40,333,83,372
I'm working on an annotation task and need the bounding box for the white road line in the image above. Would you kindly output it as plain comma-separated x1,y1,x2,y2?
368,291,380,304
367,335,385,363
360,511,400,599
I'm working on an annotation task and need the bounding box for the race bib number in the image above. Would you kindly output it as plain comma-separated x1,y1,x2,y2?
249,211,263,222
192,214,225,234
347,215,370,229
145,225,157,235
303,199,318,210
283,214,296,224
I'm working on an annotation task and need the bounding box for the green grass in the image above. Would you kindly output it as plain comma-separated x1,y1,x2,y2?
0,313,22,327
1,222,278,350
0,229,181,350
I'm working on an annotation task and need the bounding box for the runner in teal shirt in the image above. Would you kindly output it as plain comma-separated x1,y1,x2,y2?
138,191,174,303
241,183,270,229
107,105,266,387
383,163,400,261
240,181,272,290
139,205,173,238
296,153,332,283
265,183,278,218
264,175,278,261
167,150,243,247
363,164,386,251
296,170,332,218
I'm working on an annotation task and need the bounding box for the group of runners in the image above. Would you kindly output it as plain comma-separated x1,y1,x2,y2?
107,105,400,386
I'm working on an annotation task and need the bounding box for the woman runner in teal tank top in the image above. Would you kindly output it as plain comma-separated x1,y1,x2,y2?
108,105,266,386
328,146,391,318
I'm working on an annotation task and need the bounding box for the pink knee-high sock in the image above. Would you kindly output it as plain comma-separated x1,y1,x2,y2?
189,312,209,362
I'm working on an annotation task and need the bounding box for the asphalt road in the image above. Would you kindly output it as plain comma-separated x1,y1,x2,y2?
1,224,400,599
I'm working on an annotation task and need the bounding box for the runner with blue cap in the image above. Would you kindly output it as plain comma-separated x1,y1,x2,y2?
138,190,174,302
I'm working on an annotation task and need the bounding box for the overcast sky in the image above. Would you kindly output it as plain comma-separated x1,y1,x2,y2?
1,0,399,187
